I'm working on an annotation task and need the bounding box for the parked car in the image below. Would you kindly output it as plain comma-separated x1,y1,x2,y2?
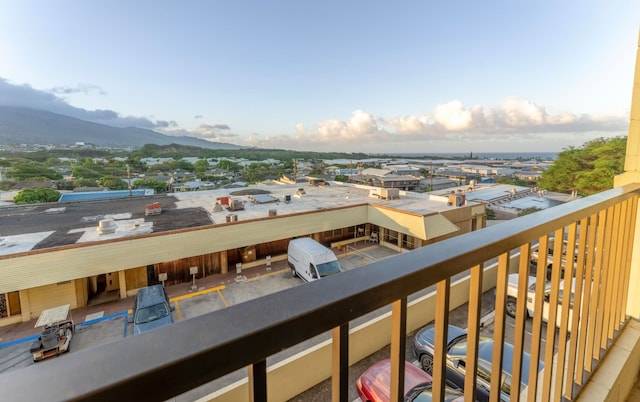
356,358,464,402
529,236,580,280
505,273,578,328
413,324,543,402
130,284,175,335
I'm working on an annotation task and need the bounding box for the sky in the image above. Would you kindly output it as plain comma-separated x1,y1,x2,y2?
0,1,639,154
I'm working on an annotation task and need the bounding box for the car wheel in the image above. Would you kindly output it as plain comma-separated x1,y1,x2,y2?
291,267,297,277
506,296,517,318
420,354,434,374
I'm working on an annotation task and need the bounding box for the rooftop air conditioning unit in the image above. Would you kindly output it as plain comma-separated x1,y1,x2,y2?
97,219,117,234
448,194,466,207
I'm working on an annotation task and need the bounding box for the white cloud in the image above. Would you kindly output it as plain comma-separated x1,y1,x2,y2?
163,123,237,140
247,98,627,152
315,110,381,142
0,77,627,152
384,114,430,133
434,100,473,130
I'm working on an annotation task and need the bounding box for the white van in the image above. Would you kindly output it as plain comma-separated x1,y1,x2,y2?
288,238,343,282
505,273,578,329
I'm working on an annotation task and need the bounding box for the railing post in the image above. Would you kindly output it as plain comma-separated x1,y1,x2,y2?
248,360,267,402
614,28,640,319
331,324,349,402
433,279,450,402
389,298,407,402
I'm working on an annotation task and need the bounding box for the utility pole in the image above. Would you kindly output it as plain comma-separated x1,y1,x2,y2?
430,161,433,192
127,165,133,197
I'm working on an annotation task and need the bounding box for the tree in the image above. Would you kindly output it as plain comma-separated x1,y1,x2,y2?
6,161,63,181
98,175,129,190
497,177,528,186
13,188,61,204
216,159,241,171
72,159,106,180
73,178,99,188
486,208,496,220
170,160,195,172
538,136,626,196
133,178,167,193
194,159,210,176
334,174,349,182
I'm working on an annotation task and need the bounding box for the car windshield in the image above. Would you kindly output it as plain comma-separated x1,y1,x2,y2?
410,385,461,402
135,302,170,324
316,260,342,277
448,337,468,358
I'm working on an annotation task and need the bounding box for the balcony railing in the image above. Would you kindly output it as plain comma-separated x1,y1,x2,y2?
0,184,638,402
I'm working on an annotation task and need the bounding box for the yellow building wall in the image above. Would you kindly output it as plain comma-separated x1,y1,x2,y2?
74,278,88,308
125,267,149,296
25,281,78,320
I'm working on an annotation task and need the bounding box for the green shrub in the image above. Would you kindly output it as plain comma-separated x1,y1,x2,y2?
13,188,61,204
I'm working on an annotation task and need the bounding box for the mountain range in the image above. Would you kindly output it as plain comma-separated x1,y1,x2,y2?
0,106,244,150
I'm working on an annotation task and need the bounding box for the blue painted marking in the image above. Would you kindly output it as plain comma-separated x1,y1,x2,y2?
75,311,128,329
0,334,40,348
58,189,153,202
0,311,129,349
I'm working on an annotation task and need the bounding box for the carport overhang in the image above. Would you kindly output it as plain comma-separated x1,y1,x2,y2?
367,205,460,241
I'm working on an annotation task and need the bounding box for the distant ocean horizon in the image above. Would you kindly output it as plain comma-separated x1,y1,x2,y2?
392,152,558,160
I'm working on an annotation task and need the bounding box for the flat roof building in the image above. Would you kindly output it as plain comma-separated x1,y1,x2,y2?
0,182,486,324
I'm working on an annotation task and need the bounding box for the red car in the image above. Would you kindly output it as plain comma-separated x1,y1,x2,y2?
356,359,464,402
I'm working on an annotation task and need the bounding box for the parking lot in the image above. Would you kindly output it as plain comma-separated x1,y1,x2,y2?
0,245,395,381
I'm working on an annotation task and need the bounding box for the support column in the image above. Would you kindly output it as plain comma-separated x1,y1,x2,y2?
118,270,127,299
220,251,229,274
19,290,30,323
614,30,640,319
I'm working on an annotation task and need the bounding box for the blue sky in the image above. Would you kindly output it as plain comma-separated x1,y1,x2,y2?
0,1,639,153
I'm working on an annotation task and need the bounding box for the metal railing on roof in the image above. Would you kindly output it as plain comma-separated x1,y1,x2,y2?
0,184,637,402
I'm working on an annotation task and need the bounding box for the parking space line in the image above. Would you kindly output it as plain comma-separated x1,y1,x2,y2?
169,285,226,302
167,285,228,319
244,268,287,282
174,301,183,321
216,289,228,307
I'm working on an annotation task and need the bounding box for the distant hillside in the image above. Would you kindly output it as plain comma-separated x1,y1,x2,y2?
0,106,244,150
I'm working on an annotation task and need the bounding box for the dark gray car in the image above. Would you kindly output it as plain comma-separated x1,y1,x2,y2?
412,324,544,401
131,285,174,335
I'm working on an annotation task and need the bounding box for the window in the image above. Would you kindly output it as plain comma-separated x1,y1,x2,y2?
323,229,343,239
477,360,492,383
448,338,468,357
501,374,512,395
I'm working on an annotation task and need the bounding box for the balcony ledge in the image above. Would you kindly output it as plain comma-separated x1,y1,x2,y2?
577,319,640,402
